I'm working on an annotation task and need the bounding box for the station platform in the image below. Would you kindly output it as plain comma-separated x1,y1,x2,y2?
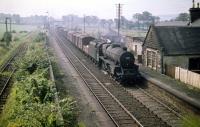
139,65,200,110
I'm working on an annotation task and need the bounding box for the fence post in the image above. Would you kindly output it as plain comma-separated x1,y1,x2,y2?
178,67,180,81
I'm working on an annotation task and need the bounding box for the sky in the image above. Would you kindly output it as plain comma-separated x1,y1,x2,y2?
0,0,198,19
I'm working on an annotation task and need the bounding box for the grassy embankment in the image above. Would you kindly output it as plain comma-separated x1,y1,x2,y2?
0,32,78,127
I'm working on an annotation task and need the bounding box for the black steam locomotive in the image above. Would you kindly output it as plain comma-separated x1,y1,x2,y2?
64,29,141,83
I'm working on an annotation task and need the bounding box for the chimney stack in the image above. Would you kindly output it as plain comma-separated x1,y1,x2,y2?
190,0,200,23
193,0,195,8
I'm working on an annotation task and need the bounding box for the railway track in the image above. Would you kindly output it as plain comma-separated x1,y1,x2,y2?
53,29,193,127
0,43,28,113
53,30,142,127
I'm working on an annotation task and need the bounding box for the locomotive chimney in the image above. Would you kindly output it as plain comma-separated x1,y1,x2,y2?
189,0,200,23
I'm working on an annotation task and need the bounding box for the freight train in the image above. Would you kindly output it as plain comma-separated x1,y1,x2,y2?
59,28,141,84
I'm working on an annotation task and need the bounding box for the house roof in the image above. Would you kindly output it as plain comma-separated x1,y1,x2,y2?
153,26,200,55
155,21,189,26
126,36,144,42
132,37,145,42
190,19,200,26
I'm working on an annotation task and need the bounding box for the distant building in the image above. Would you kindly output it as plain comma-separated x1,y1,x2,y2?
143,2,200,73
125,36,144,63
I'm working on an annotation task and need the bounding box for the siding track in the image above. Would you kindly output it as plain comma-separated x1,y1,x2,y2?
0,43,28,113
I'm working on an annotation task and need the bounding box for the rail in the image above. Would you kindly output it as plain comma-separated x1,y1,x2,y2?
0,42,28,113
55,28,195,127
53,29,143,127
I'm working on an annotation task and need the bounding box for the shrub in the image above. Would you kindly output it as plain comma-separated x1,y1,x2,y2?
2,32,12,46
13,37,19,41
0,42,78,127
34,32,46,42
12,30,16,33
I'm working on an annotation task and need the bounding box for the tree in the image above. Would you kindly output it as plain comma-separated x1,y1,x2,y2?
133,13,141,29
12,14,20,24
90,16,99,26
153,16,160,23
100,19,107,28
107,19,113,29
133,11,160,29
142,11,153,21
175,13,189,21
121,16,129,29
2,32,12,46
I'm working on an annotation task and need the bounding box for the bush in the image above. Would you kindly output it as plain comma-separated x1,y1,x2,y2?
12,30,16,33
2,32,12,46
13,37,19,41
19,30,28,33
0,42,78,127
34,32,46,42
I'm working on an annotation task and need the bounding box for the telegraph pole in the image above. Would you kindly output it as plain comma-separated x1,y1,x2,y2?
71,16,74,30
10,18,11,32
116,3,122,37
5,18,8,32
5,17,11,32
83,15,86,33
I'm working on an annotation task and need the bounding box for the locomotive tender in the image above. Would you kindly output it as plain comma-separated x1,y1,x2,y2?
64,29,141,83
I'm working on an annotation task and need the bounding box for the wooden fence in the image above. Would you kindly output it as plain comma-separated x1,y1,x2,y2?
165,65,175,78
175,67,200,89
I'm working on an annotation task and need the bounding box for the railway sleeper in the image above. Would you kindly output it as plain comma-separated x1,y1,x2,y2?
153,114,181,126
152,109,172,115
158,112,178,118
95,94,109,97
97,95,110,98
91,89,105,92
101,101,117,107
118,119,137,124
97,98,113,103
134,96,152,101
142,118,169,126
132,112,158,119
143,101,162,106
91,89,106,92
109,110,128,115
118,123,137,127
93,92,108,96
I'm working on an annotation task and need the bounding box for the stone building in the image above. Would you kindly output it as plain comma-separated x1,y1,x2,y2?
143,2,200,74
125,36,144,63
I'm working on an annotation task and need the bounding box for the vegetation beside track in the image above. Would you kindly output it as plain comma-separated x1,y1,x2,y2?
0,23,37,65
0,32,78,127
0,31,31,68
48,43,79,126
182,114,200,127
